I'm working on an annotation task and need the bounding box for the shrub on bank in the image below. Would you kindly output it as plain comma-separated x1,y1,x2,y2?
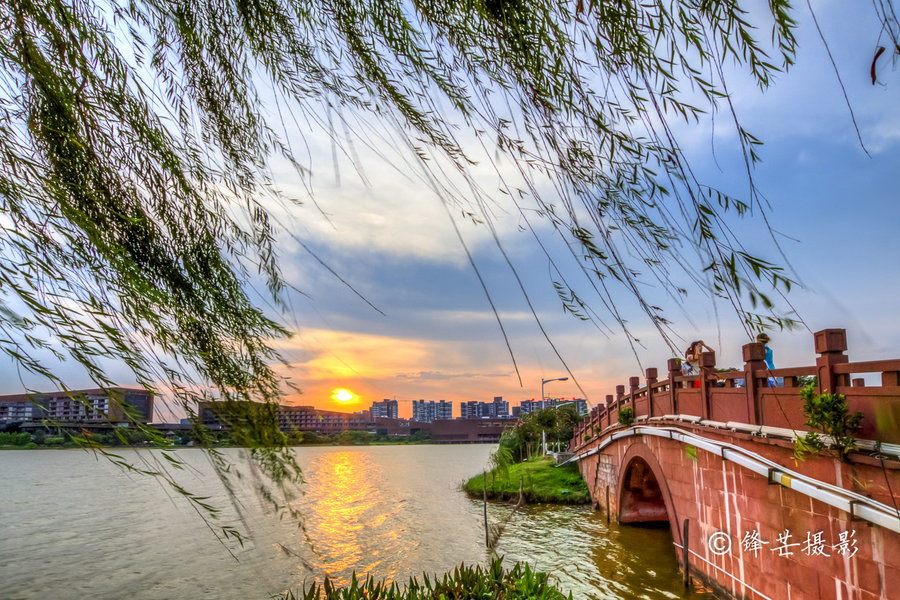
499,406,580,461
0,431,32,446
280,559,571,600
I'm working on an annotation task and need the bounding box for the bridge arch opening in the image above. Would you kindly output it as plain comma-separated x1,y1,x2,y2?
618,456,669,525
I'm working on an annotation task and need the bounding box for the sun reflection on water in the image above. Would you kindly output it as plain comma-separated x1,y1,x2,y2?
301,450,383,585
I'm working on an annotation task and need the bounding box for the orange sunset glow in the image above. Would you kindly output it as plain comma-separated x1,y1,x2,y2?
273,328,612,416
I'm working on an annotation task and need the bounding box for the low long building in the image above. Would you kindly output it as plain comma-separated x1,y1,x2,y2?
0,388,154,426
198,401,372,434
277,404,370,433
428,418,509,444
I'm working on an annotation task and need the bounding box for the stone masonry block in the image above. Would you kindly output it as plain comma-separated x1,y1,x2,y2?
814,329,847,354
781,487,814,512
878,528,900,570
739,471,771,499
854,556,883,596
849,525,875,563
755,572,780,600
777,568,818,600
883,565,900,598
743,342,766,362
817,572,851,600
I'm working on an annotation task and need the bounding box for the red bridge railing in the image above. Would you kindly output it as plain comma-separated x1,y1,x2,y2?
572,328,900,448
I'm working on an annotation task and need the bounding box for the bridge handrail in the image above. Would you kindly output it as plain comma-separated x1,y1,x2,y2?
566,424,900,534
573,328,900,446
751,366,815,378
833,359,900,374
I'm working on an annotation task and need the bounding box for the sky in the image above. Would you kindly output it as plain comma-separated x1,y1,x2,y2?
4,2,900,421
258,3,900,419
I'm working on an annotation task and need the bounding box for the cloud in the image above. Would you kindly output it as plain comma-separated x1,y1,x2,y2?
259,113,536,270
394,371,508,381
274,328,434,381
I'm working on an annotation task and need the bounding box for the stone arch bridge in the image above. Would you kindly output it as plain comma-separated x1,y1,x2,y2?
568,329,900,600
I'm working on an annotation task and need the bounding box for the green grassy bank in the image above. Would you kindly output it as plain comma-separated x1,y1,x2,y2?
463,456,590,505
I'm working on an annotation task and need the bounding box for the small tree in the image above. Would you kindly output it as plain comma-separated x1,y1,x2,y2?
617,407,635,427
499,406,580,459
794,385,863,461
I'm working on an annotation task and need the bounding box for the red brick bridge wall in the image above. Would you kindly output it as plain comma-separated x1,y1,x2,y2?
577,424,900,600
571,329,900,600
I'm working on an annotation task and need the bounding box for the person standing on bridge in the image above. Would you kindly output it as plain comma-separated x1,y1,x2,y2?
684,341,714,387
757,333,778,386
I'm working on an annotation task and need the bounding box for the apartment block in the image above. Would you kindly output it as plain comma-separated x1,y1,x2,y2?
459,397,510,419
411,399,452,423
370,399,399,420
517,397,588,416
0,388,154,425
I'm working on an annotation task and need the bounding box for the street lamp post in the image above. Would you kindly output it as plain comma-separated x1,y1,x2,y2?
540,376,568,454
541,376,569,405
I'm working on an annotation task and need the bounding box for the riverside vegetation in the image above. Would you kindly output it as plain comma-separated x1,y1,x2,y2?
0,427,431,449
463,456,590,505
280,558,572,600
463,405,590,504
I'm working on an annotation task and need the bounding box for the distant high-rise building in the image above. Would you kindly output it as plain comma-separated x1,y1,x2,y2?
458,397,511,419
412,399,427,422
413,399,452,422
545,397,588,415
436,399,452,420
517,397,588,416
370,399,399,419
459,400,482,419
518,399,553,414
518,399,535,414
492,396,509,418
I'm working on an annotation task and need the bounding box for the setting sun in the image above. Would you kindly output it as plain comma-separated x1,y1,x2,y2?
331,388,358,404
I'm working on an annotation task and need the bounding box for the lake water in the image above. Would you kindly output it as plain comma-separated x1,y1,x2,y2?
0,445,707,599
